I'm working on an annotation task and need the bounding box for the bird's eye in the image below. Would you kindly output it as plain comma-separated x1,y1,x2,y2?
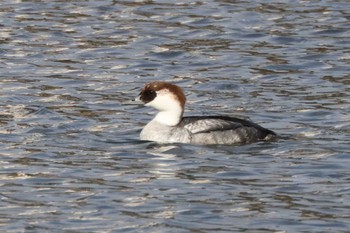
140,90,157,103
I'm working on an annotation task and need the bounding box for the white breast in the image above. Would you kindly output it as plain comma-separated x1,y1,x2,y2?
140,119,191,143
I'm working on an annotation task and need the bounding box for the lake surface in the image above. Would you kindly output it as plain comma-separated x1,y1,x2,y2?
1,0,349,232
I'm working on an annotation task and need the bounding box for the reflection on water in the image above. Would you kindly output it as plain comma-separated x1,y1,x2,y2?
1,0,349,232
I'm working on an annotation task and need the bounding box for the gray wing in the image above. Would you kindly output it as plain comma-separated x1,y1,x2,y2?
180,117,244,134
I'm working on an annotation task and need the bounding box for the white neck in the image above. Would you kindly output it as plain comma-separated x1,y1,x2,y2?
153,108,183,126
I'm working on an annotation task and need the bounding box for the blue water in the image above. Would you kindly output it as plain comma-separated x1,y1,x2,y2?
1,1,349,232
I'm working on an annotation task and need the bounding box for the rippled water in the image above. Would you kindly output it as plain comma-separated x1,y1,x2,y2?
1,0,350,232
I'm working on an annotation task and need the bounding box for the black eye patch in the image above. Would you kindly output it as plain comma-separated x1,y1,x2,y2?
140,90,157,103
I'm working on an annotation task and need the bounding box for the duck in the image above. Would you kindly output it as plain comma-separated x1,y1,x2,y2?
136,81,276,145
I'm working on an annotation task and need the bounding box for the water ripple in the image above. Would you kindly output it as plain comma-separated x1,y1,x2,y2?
1,0,350,232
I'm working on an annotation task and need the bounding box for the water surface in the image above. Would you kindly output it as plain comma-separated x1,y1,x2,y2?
1,0,349,232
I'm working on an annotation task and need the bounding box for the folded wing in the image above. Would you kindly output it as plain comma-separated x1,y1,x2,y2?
180,116,269,134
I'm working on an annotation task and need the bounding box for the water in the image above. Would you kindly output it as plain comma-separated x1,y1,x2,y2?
1,0,349,232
